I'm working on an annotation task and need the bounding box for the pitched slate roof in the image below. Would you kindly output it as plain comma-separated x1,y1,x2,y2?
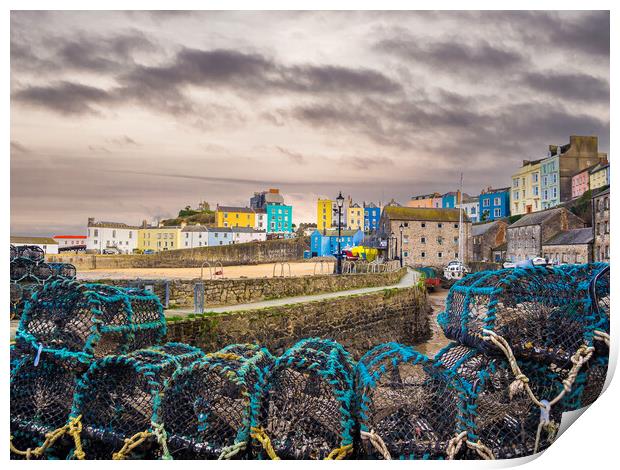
544,228,593,246
181,225,208,232
471,220,499,237
88,220,139,229
508,207,565,228
383,206,466,222
216,206,255,213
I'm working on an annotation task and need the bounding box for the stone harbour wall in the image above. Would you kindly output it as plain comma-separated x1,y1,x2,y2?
95,268,407,308
165,286,431,359
46,237,309,270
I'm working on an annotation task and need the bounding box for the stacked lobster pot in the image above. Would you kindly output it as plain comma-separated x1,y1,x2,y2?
256,338,356,460
10,244,76,320
70,343,203,459
355,342,468,460
437,264,610,457
10,280,167,460
160,344,274,459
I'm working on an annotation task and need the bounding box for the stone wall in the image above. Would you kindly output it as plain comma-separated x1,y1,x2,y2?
542,243,592,264
95,268,407,308
165,286,430,359
46,237,309,270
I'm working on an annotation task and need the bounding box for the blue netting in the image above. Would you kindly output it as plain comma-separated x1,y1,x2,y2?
70,343,203,459
257,338,356,459
435,343,563,459
355,342,467,459
16,280,167,368
438,266,596,368
160,343,274,459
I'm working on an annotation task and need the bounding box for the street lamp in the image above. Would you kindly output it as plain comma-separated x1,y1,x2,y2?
336,191,344,274
399,223,404,267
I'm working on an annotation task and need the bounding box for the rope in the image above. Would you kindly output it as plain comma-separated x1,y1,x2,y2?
482,329,594,408
250,427,280,460
325,444,353,460
9,415,84,459
533,400,559,454
361,430,391,460
112,430,152,460
218,441,247,460
594,330,610,348
151,421,172,460
445,431,495,460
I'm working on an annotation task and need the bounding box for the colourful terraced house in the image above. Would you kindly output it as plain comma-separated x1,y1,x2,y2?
137,226,183,252
216,206,256,228
266,204,293,234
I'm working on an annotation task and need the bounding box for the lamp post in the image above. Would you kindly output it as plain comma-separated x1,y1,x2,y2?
336,191,344,274
399,223,404,267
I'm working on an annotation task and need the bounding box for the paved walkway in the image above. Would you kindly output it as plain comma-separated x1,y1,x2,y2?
167,268,419,317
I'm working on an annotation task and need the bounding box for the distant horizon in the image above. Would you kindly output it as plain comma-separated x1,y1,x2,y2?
11,11,609,236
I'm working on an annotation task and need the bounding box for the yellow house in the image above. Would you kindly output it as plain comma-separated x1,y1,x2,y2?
589,163,610,191
317,199,333,231
510,159,542,215
347,203,364,230
137,226,182,252
216,206,256,228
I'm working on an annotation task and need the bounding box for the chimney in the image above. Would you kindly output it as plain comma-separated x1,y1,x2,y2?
88,217,95,226
141,219,148,228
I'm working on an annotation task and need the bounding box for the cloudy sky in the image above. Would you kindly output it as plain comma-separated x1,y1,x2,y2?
11,10,609,235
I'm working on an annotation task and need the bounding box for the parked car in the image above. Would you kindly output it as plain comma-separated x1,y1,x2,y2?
102,248,121,255
143,249,155,255
503,261,516,269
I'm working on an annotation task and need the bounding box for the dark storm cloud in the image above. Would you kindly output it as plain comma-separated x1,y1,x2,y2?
376,36,525,74
13,81,115,115
522,72,609,103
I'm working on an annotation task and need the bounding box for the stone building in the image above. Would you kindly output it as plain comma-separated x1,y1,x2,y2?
592,188,610,262
471,220,508,262
378,206,472,267
506,207,585,262
542,228,593,264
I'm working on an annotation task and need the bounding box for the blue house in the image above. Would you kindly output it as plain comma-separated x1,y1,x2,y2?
310,229,364,257
442,192,459,208
540,155,560,210
266,204,293,234
479,187,511,221
363,203,380,232
206,227,234,246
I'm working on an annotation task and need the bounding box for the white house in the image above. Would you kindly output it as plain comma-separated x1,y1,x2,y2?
86,218,138,254
11,236,59,254
231,227,267,244
181,225,209,248
53,235,87,252
254,209,267,231
458,196,480,223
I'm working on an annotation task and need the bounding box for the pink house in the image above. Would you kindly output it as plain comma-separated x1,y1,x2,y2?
571,168,590,199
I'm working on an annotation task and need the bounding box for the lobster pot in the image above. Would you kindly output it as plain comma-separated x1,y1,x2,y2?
438,267,595,368
161,344,274,459
48,263,77,280
11,257,36,282
356,343,465,460
16,280,167,367
71,343,203,459
10,352,82,460
17,245,45,263
11,282,40,321
31,263,53,282
436,343,562,459
558,354,608,411
259,338,356,460
11,244,17,261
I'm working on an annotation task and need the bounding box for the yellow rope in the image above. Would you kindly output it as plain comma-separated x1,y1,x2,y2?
112,430,152,460
207,352,242,361
325,443,353,460
68,415,86,460
250,427,280,460
9,415,84,459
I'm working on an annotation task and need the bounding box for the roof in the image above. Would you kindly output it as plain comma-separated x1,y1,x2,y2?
364,202,378,208
593,187,610,199
11,236,58,245
471,220,500,237
383,206,466,223
181,225,208,232
481,187,510,195
216,206,255,214
411,192,441,200
88,221,139,229
462,195,479,204
141,225,182,230
544,228,593,246
232,227,265,233
589,163,610,174
508,207,566,228
53,235,86,239
313,229,362,237
206,227,234,233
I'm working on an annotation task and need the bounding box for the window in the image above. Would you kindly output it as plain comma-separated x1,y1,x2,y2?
471,207,476,214
112,230,116,238
129,231,133,239
533,173,538,183
605,197,609,209
533,186,539,196
494,208,501,218
421,251,426,258
421,223,426,228
513,191,519,200
552,187,557,199
513,178,519,187
438,223,443,228
437,237,443,245
454,223,458,228
453,237,458,244
404,251,409,258
421,237,426,244
438,252,443,258
483,198,490,207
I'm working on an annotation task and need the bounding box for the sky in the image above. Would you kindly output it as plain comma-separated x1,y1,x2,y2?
10,10,609,236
